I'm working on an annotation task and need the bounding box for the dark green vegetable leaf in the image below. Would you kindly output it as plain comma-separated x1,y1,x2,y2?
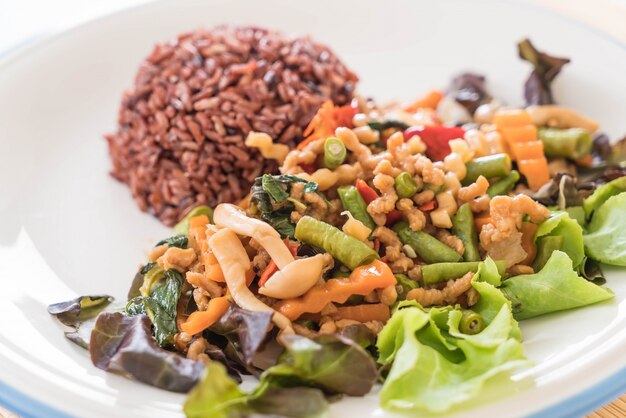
367,120,410,132
48,295,115,349
262,334,377,396
90,313,204,392
156,235,188,249
502,251,614,320
262,174,290,204
518,38,570,105
579,257,606,286
532,173,592,209
126,269,184,348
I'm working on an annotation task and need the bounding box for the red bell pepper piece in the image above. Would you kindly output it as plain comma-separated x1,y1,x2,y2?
418,200,437,212
403,125,466,161
355,179,404,226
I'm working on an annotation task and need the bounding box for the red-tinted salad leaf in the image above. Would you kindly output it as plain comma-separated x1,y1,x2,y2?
518,39,570,105
48,295,115,349
90,312,204,392
447,73,492,114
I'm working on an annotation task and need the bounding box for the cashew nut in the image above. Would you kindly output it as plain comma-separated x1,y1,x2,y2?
527,105,599,132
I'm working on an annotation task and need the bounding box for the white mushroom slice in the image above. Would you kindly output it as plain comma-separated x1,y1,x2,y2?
527,105,599,132
259,254,331,299
213,203,294,269
208,227,293,333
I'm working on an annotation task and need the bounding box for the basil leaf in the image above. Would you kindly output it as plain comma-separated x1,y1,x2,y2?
262,174,289,204
156,235,188,249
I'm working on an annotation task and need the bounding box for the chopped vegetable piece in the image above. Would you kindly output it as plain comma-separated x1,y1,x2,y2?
294,216,379,270
323,136,347,169
393,221,462,263
538,127,593,160
463,154,512,185
487,170,520,197
337,185,376,230
459,310,485,335
451,203,480,261
180,296,230,335
404,89,444,112
421,261,506,285
395,274,418,300
335,303,390,322
403,125,466,162
394,172,419,198
174,206,214,235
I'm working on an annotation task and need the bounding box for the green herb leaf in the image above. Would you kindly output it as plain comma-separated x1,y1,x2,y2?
262,174,290,204
156,235,189,249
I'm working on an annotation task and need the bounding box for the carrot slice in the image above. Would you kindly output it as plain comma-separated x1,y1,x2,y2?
518,158,550,191
335,303,390,322
180,296,230,335
493,109,533,127
404,90,444,113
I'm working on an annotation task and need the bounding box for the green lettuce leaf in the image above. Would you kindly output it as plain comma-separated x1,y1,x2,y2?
583,177,626,219
501,251,614,320
377,259,529,413
584,192,626,266
533,212,584,271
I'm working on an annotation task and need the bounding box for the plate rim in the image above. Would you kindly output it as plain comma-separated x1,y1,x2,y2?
1,0,625,417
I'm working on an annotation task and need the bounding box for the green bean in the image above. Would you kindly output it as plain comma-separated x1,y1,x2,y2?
463,153,512,185
538,127,592,160
532,235,564,272
173,205,214,235
392,221,462,264
294,216,379,270
451,203,480,262
487,170,520,197
394,274,418,300
323,137,347,169
421,261,507,285
459,310,484,335
337,186,376,230
394,172,419,198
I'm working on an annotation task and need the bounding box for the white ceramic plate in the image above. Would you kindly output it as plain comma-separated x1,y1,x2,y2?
1,0,626,417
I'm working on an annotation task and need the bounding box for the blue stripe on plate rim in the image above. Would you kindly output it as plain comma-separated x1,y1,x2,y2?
1,364,626,418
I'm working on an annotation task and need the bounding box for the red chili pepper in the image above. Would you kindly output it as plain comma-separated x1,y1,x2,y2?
355,179,379,204
258,238,298,287
373,239,381,253
418,200,437,212
404,125,466,161
385,210,404,226
299,162,317,174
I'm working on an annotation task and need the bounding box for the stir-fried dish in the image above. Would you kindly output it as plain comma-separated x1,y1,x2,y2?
49,39,626,416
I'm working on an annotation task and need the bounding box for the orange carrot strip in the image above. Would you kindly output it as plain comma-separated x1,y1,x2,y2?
205,263,226,283
404,90,444,113
274,260,396,321
258,239,298,287
518,158,550,191
180,296,230,335
297,101,356,150
474,212,492,233
334,303,390,323
509,140,544,160
493,109,533,127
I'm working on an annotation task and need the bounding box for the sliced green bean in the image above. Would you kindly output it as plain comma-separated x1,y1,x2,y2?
174,205,214,235
487,170,520,197
392,221,462,264
463,153,512,185
394,172,419,199
538,127,592,160
337,186,376,230
323,137,347,169
532,235,564,272
460,310,484,335
451,203,480,262
394,273,418,300
294,216,379,270
421,261,507,285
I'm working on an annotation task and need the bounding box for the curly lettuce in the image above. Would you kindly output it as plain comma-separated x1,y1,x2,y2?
584,192,626,266
377,259,529,413
502,251,614,320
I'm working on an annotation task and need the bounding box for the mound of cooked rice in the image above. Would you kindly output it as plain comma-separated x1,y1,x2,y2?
105,26,357,225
